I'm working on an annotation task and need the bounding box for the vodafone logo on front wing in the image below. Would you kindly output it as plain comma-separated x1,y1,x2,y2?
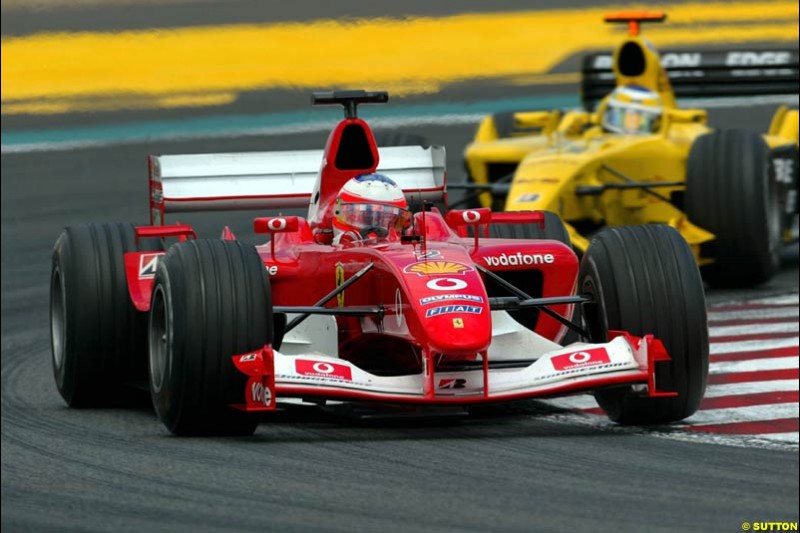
551,348,611,372
295,360,353,381
250,382,272,406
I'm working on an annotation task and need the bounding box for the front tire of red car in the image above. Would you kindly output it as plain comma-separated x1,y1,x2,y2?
580,225,709,425
148,239,272,436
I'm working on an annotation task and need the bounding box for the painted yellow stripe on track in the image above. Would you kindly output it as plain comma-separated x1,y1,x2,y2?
2,1,798,113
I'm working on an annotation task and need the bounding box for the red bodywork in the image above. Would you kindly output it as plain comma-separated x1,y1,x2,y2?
128,109,676,410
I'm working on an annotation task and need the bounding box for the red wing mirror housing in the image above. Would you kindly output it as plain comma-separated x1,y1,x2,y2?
445,208,492,230
446,208,492,247
254,216,301,234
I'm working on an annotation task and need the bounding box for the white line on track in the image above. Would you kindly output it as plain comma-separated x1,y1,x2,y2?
542,412,798,451
682,403,799,425
714,294,799,306
709,356,798,373
544,379,800,411
756,432,800,443
710,338,799,355
708,322,799,337
703,379,799,398
706,307,799,321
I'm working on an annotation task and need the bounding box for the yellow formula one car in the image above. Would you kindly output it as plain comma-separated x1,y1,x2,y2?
462,12,799,287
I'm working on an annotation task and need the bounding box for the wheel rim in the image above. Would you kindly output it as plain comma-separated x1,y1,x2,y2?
50,266,66,371
148,285,169,394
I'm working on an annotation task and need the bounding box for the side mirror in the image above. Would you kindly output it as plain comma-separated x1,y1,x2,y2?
446,208,492,249
254,216,300,234
255,216,301,261
445,208,492,229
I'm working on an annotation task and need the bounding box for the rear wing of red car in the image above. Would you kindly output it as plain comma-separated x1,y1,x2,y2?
148,145,446,225
581,47,799,110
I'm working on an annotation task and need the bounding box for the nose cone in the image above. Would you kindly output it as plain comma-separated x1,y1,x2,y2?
404,265,492,355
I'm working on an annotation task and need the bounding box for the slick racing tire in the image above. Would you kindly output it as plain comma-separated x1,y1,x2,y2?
487,210,571,248
686,129,781,287
148,240,273,436
51,223,163,407
580,225,709,425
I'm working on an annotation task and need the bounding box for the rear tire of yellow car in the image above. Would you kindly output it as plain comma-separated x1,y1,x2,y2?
581,225,709,425
148,240,272,436
686,129,781,287
50,223,161,407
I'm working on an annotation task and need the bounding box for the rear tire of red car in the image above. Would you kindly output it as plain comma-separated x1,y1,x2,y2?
51,223,161,407
148,239,272,436
686,129,781,287
580,225,709,425
487,210,571,248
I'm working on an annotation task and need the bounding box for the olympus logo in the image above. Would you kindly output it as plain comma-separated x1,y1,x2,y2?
484,253,555,267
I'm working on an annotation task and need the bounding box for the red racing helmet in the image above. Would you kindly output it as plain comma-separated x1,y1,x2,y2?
332,173,411,243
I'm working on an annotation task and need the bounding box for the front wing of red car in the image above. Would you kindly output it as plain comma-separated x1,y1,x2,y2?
231,332,676,411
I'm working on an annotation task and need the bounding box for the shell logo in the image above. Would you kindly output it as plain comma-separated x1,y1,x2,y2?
404,261,473,276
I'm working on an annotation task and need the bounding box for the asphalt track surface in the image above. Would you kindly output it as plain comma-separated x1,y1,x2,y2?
2,3,799,533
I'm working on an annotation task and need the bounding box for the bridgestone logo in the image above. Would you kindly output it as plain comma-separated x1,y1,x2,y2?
775,158,795,185
484,253,555,267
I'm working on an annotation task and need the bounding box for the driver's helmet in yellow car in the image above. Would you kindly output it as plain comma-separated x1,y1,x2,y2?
602,85,663,135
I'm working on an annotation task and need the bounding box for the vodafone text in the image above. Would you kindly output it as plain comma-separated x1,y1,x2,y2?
484,253,554,267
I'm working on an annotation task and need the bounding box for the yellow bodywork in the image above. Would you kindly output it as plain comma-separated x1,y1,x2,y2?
464,32,799,265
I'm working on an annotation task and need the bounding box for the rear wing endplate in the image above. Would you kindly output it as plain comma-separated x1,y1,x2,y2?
581,48,799,110
148,145,446,224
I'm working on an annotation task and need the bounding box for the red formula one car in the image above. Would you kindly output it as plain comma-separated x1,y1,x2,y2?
50,91,709,435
